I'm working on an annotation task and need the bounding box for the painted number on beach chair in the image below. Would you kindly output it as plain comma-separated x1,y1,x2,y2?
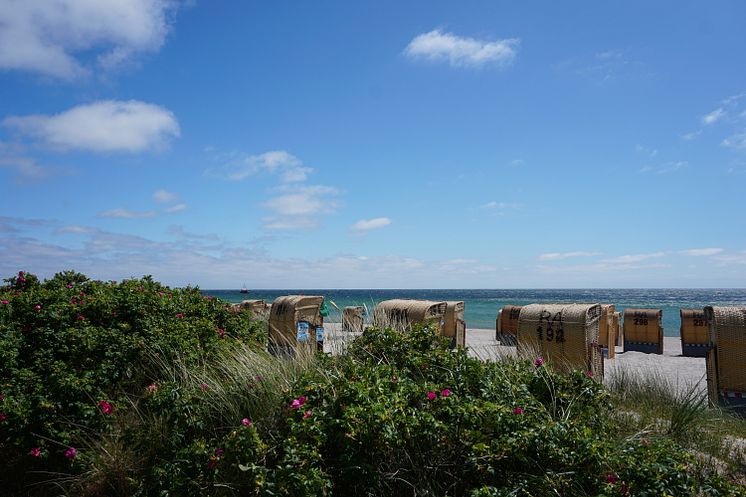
536,310,565,343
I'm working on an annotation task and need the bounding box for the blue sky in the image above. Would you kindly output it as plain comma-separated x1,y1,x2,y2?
1,0,745,288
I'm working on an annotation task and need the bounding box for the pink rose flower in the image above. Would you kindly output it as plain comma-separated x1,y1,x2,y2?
426,391,437,401
200,383,209,391
29,447,41,458
606,473,618,484
241,418,252,427
585,370,593,378
214,448,224,457
303,410,312,419
0,412,7,422
440,389,451,397
176,313,184,318
66,284,73,289
534,357,544,367
76,315,85,321
512,407,525,415
147,383,158,393
98,400,114,415
290,396,307,409
65,447,77,459
34,305,41,310
1,300,9,305
217,328,225,339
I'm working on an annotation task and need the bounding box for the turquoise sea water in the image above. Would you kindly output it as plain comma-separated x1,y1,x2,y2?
203,289,746,337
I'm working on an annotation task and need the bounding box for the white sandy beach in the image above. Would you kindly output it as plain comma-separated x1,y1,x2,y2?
322,323,707,396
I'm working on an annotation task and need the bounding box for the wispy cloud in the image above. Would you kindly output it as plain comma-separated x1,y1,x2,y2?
635,144,658,158
538,251,600,261
0,0,177,79
3,100,180,153
722,132,746,150
207,150,311,183
98,208,158,219
164,203,188,213
351,217,391,232
555,49,646,82
639,161,687,174
702,107,726,125
153,189,179,204
680,248,723,256
510,159,524,167
404,29,519,68
601,252,665,264
481,201,520,210
263,184,340,230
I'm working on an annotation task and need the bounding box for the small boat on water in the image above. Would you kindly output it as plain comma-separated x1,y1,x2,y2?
240,284,249,294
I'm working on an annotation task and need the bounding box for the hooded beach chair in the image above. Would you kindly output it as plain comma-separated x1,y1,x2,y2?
516,303,604,380
268,295,325,356
704,306,746,414
374,299,447,336
236,299,270,318
496,305,521,346
443,301,466,348
623,308,663,354
680,309,709,357
342,306,365,333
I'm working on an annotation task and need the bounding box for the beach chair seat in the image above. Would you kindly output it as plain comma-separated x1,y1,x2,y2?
516,303,604,380
704,306,746,414
623,308,663,354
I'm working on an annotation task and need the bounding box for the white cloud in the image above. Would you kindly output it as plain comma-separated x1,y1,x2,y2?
481,201,520,210
682,130,702,141
351,217,391,232
722,132,746,150
639,161,687,174
404,29,519,68
263,185,340,230
713,251,746,266
164,203,187,213
635,144,658,158
153,189,178,204
702,107,726,125
0,0,176,79
3,100,180,152
538,251,600,261
680,248,723,256
209,150,311,183
510,159,524,167
98,208,157,219
601,252,665,264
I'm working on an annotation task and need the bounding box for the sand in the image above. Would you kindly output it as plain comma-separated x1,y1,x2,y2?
322,323,707,396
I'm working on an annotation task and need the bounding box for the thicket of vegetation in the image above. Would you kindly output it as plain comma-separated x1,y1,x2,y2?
1,272,744,496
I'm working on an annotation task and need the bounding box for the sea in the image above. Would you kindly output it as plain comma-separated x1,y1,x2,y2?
202,289,746,337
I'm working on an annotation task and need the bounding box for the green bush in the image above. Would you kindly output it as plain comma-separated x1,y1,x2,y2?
0,271,265,492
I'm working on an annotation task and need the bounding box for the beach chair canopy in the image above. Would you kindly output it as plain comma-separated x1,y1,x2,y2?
443,301,465,338
517,303,603,379
597,304,616,346
704,306,746,393
237,299,269,314
269,295,324,345
374,299,447,333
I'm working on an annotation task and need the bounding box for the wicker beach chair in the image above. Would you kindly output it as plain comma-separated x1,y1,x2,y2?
374,299,447,336
236,299,270,318
443,301,466,348
342,306,365,333
496,305,521,346
612,311,623,346
623,308,663,354
268,295,325,356
704,306,746,413
680,309,709,357
516,303,604,380
597,304,616,359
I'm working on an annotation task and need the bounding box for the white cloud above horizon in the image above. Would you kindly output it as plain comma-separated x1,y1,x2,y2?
3,100,180,152
0,0,176,79
351,217,391,232
98,208,158,219
538,251,600,261
600,252,665,264
404,29,519,68
153,189,179,204
680,248,723,256
263,184,340,230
